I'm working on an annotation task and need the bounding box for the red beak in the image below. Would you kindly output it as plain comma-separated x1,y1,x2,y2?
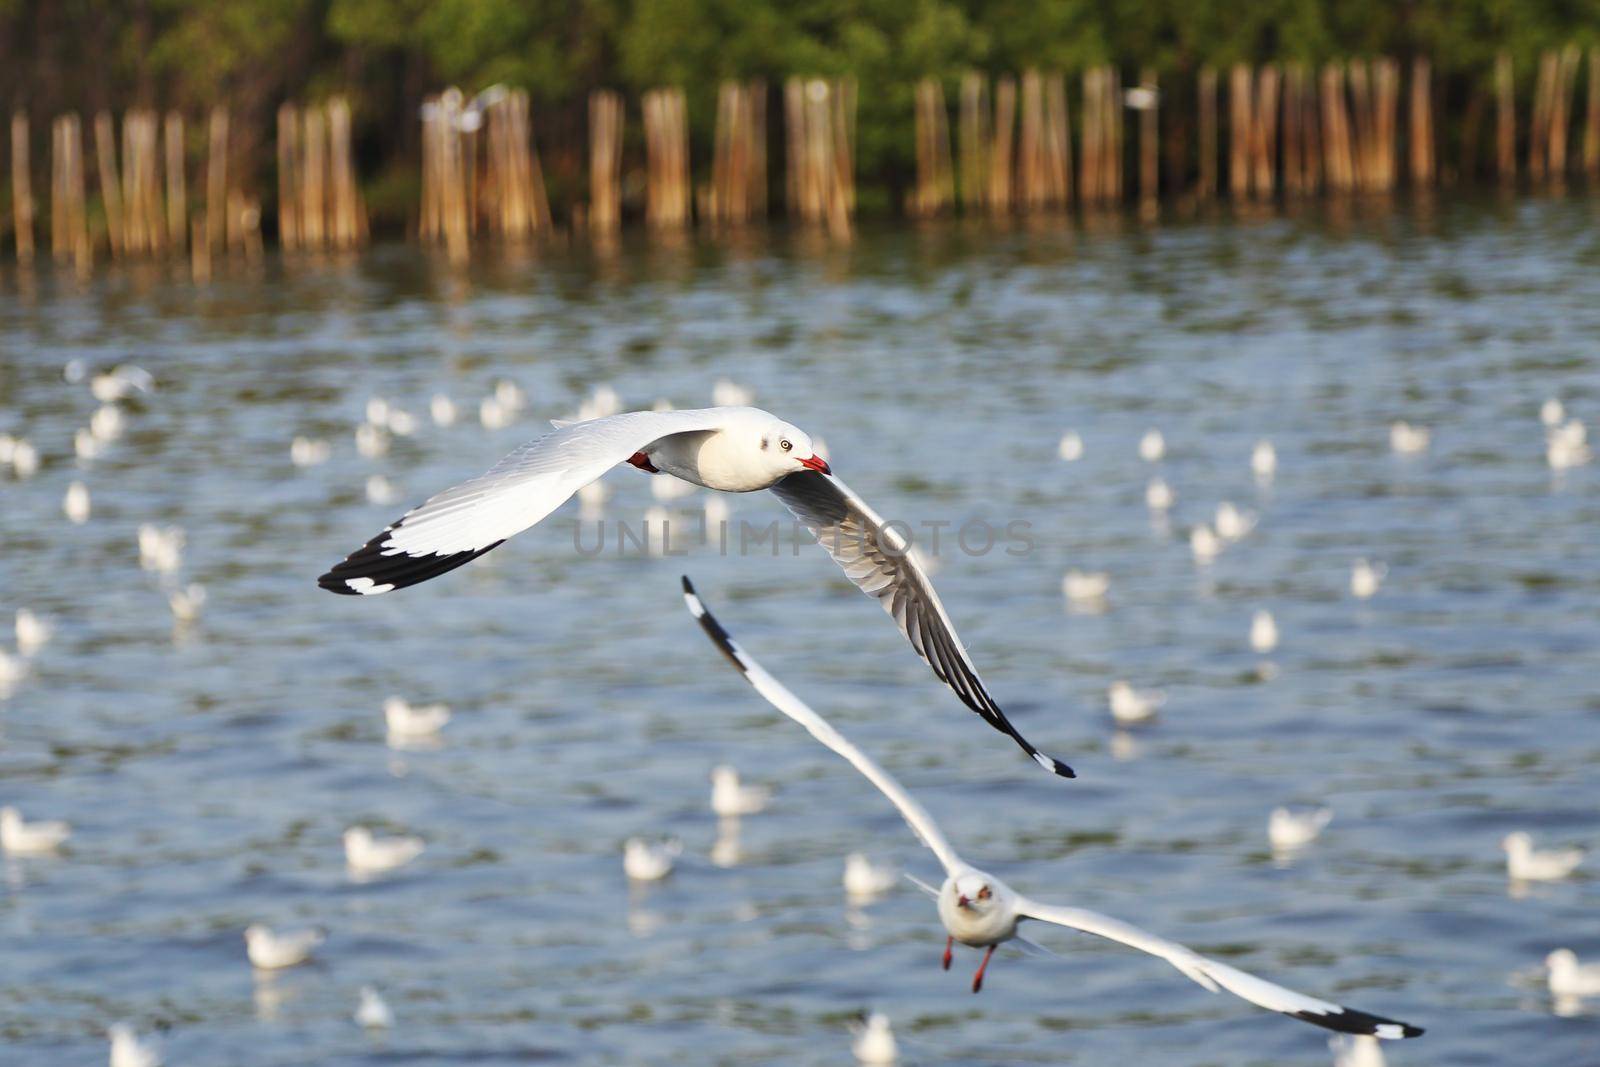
800,455,831,475
956,895,970,908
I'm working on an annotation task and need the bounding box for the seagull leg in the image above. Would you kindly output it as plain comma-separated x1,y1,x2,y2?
971,945,995,993
627,452,659,474
941,936,953,971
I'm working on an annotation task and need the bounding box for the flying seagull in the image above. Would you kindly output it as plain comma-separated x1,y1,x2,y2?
680,576,1425,1041
319,406,1072,777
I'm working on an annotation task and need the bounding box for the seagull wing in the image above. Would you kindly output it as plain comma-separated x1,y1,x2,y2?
319,409,728,595
1015,897,1423,1040
768,471,1073,778
682,577,967,877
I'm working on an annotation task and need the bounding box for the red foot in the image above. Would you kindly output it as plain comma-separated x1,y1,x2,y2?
941,935,953,971
971,944,995,993
627,452,659,473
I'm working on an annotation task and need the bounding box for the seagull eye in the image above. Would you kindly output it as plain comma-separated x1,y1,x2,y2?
780,439,792,452
977,886,991,900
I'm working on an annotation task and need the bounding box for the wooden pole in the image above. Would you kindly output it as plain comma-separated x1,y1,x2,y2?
588,90,623,233
1586,47,1600,181
1198,66,1217,201
1229,64,1251,199
10,111,34,262
958,72,988,213
1548,44,1581,179
1079,68,1100,205
302,104,326,249
164,111,185,251
990,75,1015,214
1529,50,1555,181
95,111,125,258
1495,52,1515,182
1283,64,1303,195
1045,71,1071,207
277,103,299,251
205,106,227,252
1409,56,1434,186
1138,67,1157,211
1252,64,1279,198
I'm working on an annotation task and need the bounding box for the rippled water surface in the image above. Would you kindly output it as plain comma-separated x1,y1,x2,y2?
2,199,1599,1066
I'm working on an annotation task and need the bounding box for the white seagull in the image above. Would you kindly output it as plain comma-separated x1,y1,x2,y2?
851,1011,899,1064
318,406,1074,777
1270,807,1333,850
1547,949,1600,997
0,806,71,854
1252,439,1278,480
1146,477,1175,511
1250,610,1280,654
844,852,900,899
680,577,1425,1041
383,697,450,739
623,837,682,882
15,609,53,657
1138,428,1166,462
108,1022,164,1067
1108,680,1164,725
244,924,324,970
1350,559,1386,600
1502,832,1584,882
355,986,395,1029
711,764,770,818
344,826,425,873
1330,1034,1386,1067
1061,569,1110,605
1057,431,1083,461
1389,422,1430,455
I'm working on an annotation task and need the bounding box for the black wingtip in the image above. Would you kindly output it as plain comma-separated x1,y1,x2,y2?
1292,1008,1424,1039
681,575,696,595
317,532,505,595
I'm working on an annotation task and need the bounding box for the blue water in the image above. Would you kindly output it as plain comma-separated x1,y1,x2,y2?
2,198,1598,1065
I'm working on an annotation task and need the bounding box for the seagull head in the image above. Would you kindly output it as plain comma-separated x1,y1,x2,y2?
952,872,996,913
738,411,830,478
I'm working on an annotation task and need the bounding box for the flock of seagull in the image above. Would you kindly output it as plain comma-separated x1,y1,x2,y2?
2,366,1594,1065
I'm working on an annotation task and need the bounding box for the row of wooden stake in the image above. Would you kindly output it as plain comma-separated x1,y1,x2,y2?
8,105,262,275
8,52,1600,264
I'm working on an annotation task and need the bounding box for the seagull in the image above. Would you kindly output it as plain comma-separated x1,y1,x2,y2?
479,395,515,430
623,837,681,882
430,394,458,427
366,474,398,505
0,649,26,691
1190,524,1222,563
1270,808,1333,850
1252,439,1277,480
1250,610,1280,654
137,525,185,574
167,584,206,623
1139,428,1166,463
712,379,755,407
680,577,1425,1041
1540,398,1566,428
1389,422,1430,455
10,438,38,479
0,806,71,854
90,364,154,403
386,408,419,437
1547,419,1591,469
1216,502,1257,542
711,764,770,817
108,1022,164,1067
1108,680,1164,725
844,852,899,899
1350,559,1386,600
90,404,125,443
15,609,52,657
1146,477,1175,511
1057,431,1083,461
1062,569,1110,604
383,697,450,739
355,422,390,458
344,826,425,874
1122,86,1159,111
244,924,324,970
1330,1034,1386,1067
1503,832,1584,882
1547,949,1600,997
851,1011,899,1064
75,427,103,461
318,406,1075,777
355,986,395,1029
290,437,331,467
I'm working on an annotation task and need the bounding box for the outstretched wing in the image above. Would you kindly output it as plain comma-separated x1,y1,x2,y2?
682,576,967,876
318,409,726,595
1016,899,1424,1040
769,471,1073,778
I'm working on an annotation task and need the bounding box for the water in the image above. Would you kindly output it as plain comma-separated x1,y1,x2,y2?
2,199,1598,1066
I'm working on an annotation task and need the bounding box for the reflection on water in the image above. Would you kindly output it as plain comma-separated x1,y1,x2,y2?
2,198,1599,1064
